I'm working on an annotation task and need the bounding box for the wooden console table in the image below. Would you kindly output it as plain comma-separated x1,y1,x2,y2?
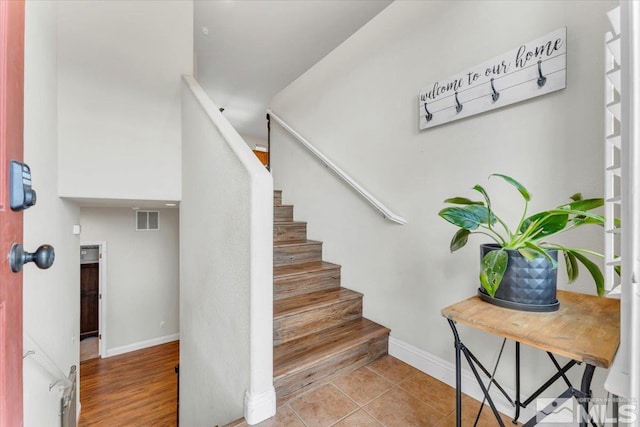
442,290,620,426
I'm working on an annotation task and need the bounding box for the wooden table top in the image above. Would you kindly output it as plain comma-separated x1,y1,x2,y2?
441,290,620,368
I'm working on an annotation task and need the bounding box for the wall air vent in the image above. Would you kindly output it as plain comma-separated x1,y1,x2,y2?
136,211,159,231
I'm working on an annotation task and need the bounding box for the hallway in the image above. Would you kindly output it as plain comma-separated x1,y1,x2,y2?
79,341,179,426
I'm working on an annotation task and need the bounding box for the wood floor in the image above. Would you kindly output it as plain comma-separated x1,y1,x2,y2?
79,341,179,426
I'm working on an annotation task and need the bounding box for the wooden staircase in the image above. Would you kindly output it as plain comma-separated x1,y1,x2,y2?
273,190,390,401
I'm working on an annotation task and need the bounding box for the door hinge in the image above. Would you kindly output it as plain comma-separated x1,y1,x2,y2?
99,293,102,299
99,334,102,340
99,253,102,259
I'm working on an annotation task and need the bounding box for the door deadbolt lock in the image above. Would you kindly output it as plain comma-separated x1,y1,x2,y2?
9,243,55,273
10,161,37,211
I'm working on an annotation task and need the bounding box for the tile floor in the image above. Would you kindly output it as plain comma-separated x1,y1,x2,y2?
230,355,515,427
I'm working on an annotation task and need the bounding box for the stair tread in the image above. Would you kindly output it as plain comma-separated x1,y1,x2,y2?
274,288,362,318
271,193,390,399
274,317,390,378
274,261,340,278
273,239,321,248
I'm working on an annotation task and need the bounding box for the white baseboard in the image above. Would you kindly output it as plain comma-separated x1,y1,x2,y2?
244,386,276,425
388,336,537,422
105,333,180,358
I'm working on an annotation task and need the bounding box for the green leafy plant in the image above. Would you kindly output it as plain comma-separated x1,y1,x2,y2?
439,174,612,297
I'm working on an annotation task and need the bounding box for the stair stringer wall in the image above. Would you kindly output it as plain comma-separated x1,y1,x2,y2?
181,76,275,427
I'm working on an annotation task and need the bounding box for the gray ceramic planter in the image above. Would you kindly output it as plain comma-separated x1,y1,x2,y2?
478,243,559,312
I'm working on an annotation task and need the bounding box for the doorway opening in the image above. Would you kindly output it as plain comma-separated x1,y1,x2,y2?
80,241,107,361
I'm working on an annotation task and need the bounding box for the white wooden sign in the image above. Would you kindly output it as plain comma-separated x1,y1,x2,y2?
419,28,567,130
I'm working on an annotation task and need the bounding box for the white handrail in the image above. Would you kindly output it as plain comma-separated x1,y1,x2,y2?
267,110,407,225
24,333,73,391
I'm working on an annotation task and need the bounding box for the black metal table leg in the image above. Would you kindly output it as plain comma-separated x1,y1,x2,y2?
514,342,520,424
579,364,596,427
521,360,579,407
447,319,506,427
461,347,506,427
448,319,463,427
547,352,573,388
467,346,514,405
446,318,599,427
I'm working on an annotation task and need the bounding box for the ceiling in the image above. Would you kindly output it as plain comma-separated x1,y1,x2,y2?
194,0,392,142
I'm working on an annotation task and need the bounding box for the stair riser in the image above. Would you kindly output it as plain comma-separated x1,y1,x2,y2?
274,223,307,242
274,205,293,222
274,243,322,266
271,191,391,404
274,268,341,300
274,298,362,346
275,335,388,401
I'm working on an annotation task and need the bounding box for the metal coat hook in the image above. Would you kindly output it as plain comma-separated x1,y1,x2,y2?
423,102,433,122
537,60,547,87
490,78,500,102
454,92,463,113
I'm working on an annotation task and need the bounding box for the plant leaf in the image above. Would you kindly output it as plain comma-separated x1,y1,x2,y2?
568,250,604,296
465,205,496,226
569,193,583,202
572,216,605,227
523,242,558,267
563,251,579,283
444,197,484,206
438,207,482,230
520,212,568,238
450,229,470,252
472,184,491,207
517,248,538,261
547,208,604,222
479,249,508,297
490,174,531,202
558,198,604,212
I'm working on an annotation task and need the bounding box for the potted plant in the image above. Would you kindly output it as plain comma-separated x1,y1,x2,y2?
439,173,611,312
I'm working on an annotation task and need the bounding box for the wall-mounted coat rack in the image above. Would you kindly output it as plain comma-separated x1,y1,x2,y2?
419,28,567,130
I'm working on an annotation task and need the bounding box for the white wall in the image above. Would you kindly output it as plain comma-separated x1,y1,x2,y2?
23,2,81,425
194,0,392,140
79,207,179,354
181,77,274,426
271,0,616,404
57,0,193,201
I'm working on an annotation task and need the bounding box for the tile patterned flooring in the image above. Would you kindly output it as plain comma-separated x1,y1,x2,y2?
231,355,515,427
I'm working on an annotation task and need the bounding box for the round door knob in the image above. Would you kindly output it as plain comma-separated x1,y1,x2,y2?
9,243,55,273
